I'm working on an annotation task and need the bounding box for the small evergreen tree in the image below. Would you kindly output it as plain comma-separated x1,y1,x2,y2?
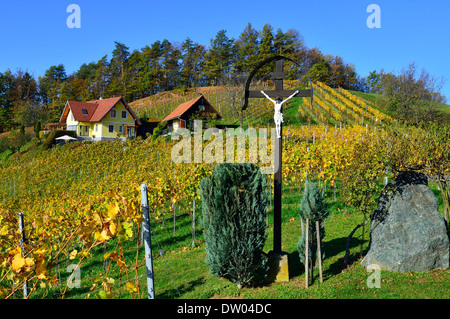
297,181,329,276
35,121,41,139
199,163,269,289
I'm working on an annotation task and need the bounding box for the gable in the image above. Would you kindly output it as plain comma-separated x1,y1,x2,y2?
102,100,134,123
60,97,141,125
162,95,221,122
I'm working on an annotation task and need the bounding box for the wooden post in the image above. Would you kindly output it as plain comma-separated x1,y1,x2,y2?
316,220,323,283
140,184,155,299
305,218,309,289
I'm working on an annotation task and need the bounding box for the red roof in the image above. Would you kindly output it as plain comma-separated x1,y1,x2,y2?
60,97,141,125
162,95,221,122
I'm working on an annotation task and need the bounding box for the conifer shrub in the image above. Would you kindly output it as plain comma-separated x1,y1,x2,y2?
199,163,269,289
297,181,330,268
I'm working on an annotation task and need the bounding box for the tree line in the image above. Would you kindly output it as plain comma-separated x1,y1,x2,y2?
0,23,446,133
0,23,363,133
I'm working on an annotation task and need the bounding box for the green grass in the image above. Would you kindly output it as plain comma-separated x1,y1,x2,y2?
40,179,449,300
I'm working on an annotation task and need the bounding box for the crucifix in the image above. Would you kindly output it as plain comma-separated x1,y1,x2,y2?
242,56,313,275
261,90,299,139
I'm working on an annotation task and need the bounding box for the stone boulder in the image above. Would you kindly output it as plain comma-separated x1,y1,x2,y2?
362,171,449,272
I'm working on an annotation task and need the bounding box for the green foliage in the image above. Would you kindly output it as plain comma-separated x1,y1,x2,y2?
199,163,269,289
35,121,41,139
5,129,32,153
151,122,164,141
305,61,330,85
0,136,9,153
370,63,447,124
297,181,329,266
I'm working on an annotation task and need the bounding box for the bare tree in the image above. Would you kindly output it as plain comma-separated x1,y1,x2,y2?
380,63,447,123
217,74,246,130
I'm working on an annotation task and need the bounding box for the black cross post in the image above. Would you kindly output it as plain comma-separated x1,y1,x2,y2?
242,55,313,256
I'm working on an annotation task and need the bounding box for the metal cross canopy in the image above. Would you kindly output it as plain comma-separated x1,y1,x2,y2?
242,55,313,255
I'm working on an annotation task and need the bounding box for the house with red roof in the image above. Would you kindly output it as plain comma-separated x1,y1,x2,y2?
161,95,222,132
59,97,141,141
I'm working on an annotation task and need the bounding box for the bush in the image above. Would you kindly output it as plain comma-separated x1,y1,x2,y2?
199,163,269,289
0,136,9,153
151,122,164,141
297,181,329,268
8,129,32,153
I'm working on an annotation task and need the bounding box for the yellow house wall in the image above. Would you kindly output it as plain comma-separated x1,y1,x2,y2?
66,110,78,126
172,119,179,131
101,101,136,138
78,121,94,137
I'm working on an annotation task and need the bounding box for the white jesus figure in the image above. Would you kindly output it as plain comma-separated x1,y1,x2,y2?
261,90,299,139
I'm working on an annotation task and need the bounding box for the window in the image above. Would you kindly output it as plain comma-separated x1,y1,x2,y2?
119,125,123,133
95,124,98,132
110,110,116,118
79,125,90,136
198,104,205,111
121,111,127,119
81,108,88,115
108,125,114,133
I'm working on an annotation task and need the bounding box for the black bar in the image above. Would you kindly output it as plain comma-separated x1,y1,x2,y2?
248,89,312,99
274,58,284,91
273,124,282,254
272,58,284,254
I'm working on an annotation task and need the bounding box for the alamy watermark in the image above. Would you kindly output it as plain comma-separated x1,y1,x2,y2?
66,4,81,29
366,263,381,288
171,120,277,174
366,4,381,29
67,264,81,289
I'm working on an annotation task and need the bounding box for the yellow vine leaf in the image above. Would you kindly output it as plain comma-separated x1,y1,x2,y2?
11,254,25,272
0,225,8,236
69,250,78,260
124,282,138,293
107,202,120,219
109,221,117,236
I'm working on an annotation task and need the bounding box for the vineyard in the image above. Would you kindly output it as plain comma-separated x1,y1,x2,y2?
129,80,303,126
299,81,393,126
0,84,449,299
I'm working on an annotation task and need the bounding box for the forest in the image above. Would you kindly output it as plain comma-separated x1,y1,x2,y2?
0,23,447,134
0,23,368,133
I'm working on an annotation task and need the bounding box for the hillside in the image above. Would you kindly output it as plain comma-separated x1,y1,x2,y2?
0,117,448,299
129,81,396,129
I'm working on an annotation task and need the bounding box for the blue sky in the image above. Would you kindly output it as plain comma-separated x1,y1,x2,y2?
0,0,449,99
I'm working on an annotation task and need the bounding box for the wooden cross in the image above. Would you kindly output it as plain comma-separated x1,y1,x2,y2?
242,55,313,255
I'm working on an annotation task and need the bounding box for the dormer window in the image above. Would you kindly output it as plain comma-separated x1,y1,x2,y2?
81,108,88,115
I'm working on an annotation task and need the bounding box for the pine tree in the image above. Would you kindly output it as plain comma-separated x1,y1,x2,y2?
234,23,259,75
199,163,269,289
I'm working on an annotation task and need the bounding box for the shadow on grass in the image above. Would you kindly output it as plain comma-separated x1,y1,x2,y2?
287,236,366,281
157,277,206,299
